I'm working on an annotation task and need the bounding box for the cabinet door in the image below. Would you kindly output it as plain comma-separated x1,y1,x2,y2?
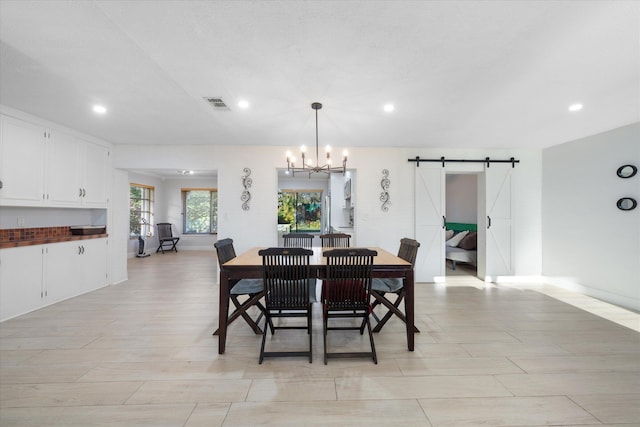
0,115,47,206
0,246,45,321
47,131,83,206
82,143,109,207
79,238,108,293
45,241,82,304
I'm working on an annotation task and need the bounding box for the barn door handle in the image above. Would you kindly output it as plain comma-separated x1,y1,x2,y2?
487,216,492,229
442,216,446,229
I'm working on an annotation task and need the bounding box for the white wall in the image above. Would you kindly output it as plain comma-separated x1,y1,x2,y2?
542,122,640,310
114,145,543,278
446,174,477,223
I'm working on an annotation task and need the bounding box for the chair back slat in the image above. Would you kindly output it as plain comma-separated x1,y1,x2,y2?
319,233,351,248
283,233,314,249
397,238,420,267
214,238,237,268
157,223,174,239
322,248,376,309
259,248,313,310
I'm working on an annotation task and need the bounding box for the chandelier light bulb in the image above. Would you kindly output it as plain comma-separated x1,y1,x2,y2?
300,145,307,153
343,149,349,159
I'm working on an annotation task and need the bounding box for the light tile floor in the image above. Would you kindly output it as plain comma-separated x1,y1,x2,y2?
1,251,638,426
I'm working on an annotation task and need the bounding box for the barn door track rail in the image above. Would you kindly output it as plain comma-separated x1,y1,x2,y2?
408,156,520,168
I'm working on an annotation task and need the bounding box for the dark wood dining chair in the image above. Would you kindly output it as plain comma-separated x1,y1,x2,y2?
156,223,180,253
258,247,315,363
322,248,378,365
212,238,270,335
370,238,420,333
283,233,314,249
319,233,350,248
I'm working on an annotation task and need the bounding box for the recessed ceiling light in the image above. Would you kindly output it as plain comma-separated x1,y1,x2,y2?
568,103,583,112
238,100,249,109
384,104,395,112
178,170,194,175
92,105,107,114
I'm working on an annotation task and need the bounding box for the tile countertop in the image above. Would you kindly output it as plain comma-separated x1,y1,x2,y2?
0,226,109,249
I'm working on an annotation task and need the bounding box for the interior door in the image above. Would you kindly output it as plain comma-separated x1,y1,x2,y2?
414,165,445,282
482,166,512,280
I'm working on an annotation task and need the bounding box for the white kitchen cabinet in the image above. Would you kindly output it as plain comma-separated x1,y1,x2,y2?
45,241,84,303
0,115,48,206
0,114,109,208
77,238,108,293
0,238,108,322
47,132,83,205
48,131,109,207
0,245,45,320
81,141,109,207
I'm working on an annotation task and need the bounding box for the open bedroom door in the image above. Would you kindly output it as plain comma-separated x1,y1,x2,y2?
414,164,445,282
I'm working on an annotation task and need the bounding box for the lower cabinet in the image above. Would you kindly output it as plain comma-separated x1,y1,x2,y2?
0,245,45,321
0,238,108,321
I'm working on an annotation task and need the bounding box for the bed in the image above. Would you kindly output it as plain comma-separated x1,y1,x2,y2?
445,222,477,270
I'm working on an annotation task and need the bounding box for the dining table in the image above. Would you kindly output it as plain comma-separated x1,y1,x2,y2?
216,246,415,354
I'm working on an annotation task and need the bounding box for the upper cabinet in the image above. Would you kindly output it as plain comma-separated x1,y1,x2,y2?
0,115,47,205
0,114,110,208
48,131,109,207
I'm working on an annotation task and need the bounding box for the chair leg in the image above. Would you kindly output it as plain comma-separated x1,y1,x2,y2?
256,300,275,334
308,305,313,363
370,290,420,333
323,307,328,365
225,294,264,334
259,312,270,364
365,315,377,364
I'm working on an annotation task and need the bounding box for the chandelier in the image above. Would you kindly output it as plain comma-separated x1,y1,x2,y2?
286,102,348,176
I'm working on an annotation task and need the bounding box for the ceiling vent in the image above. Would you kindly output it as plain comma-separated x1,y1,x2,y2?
203,97,231,111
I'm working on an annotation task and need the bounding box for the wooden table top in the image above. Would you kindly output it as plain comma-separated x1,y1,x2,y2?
223,247,411,268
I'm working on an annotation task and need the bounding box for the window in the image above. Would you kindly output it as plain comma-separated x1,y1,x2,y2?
182,188,218,234
130,184,155,237
278,190,322,232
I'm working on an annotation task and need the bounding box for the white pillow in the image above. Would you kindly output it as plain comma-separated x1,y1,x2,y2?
446,230,469,247
445,229,454,240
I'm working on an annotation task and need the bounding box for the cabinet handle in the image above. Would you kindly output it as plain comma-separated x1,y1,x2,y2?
442,216,446,229
83,188,86,197
79,188,83,197
487,216,492,229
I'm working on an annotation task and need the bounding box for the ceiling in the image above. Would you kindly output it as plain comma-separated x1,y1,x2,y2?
0,1,638,153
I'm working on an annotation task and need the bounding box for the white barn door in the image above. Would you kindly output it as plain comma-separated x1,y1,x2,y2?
414,165,445,282
482,166,512,280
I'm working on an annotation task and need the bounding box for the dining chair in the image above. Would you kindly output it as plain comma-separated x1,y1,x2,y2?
212,238,271,335
258,247,315,363
156,223,180,253
319,233,351,248
370,238,420,333
283,233,314,249
322,248,378,365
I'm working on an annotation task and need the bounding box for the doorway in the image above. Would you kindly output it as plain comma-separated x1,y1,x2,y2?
445,173,478,277
277,169,356,246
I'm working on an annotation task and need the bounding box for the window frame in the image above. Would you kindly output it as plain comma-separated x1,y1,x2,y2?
181,188,218,235
278,189,323,233
129,183,155,238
